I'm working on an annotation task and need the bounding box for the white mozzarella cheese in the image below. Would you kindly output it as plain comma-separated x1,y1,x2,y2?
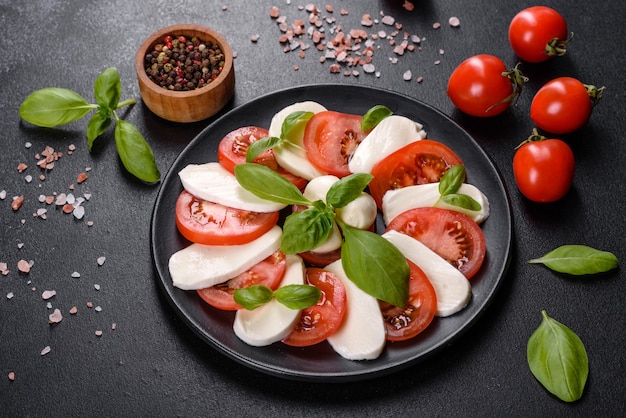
233,254,306,346
382,230,472,317
169,225,282,290
178,162,286,213
324,259,386,360
382,182,490,225
348,115,427,174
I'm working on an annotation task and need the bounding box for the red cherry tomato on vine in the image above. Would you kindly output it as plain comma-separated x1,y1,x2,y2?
508,6,569,63
447,54,524,117
513,133,575,202
530,77,604,134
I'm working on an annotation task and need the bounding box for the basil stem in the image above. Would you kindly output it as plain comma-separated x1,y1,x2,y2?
528,244,619,275
361,104,393,132
234,163,312,206
527,310,588,402
340,223,409,307
19,87,96,127
326,173,373,209
234,284,321,311
114,119,161,184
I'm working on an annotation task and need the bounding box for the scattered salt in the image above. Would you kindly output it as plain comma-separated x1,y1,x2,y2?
41,346,51,356
41,290,56,300
49,308,63,324
97,256,106,266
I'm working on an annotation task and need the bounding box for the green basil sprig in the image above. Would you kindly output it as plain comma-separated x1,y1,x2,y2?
529,244,619,275
234,162,409,307
19,67,160,184
361,104,393,132
234,284,322,310
527,310,589,402
245,111,314,163
438,164,482,211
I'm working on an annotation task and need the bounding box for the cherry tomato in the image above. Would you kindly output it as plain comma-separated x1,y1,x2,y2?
386,207,486,279
303,110,365,178
513,134,575,202
530,77,603,134
369,140,464,208
508,6,568,63
175,190,279,245
218,126,307,189
447,54,522,117
196,250,287,310
379,259,437,342
282,267,347,347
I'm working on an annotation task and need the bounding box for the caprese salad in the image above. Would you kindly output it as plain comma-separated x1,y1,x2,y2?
168,102,490,361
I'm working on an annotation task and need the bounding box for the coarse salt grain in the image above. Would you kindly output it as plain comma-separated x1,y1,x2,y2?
49,308,63,324
0,190,5,200
7,292,14,299
41,346,51,356
17,259,31,273
71,272,80,278
8,372,15,381
95,330,103,337
94,284,101,291
449,16,461,27
69,306,78,314
42,290,56,300
403,70,412,81
97,256,106,266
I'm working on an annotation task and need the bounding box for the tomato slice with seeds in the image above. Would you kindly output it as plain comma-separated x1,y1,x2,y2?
303,111,365,178
175,190,279,246
217,126,307,189
282,267,347,347
369,140,464,208
386,207,486,279
379,259,437,342
196,250,287,311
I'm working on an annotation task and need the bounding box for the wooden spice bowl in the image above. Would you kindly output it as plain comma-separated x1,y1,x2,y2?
135,24,235,123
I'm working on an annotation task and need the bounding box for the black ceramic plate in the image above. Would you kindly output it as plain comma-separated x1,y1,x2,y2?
151,84,513,382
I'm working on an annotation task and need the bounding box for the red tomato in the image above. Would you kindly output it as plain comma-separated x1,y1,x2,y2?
447,54,520,117
218,126,307,189
196,250,287,310
508,6,568,63
282,267,347,347
302,110,365,178
298,248,342,267
379,259,437,342
175,190,278,245
513,136,575,202
369,140,464,208
530,77,601,134
386,207,486,279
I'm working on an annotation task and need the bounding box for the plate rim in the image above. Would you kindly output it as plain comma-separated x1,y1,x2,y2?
150,83,513,382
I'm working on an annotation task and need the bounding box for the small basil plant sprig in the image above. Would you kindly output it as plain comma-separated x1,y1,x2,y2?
437,164,482,211
19,67,160,184
234,163,410,308
234,283,322,311
527,310,588,402
528,244,618,275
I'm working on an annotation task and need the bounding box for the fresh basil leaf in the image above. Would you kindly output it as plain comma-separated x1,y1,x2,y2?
281,207,334,254
527,310,588,402
246,136,283,163
87,108,112,150
326,173,373,209
442,193,482,211
234,163,311,206
233,285,274,310
94,67,121,112
528,244,619,275
340,224,409,307
114,120,161,183
274,284,321,310
361,105,392,132
281,111,314,140
438,164,465,196
19,87,95,127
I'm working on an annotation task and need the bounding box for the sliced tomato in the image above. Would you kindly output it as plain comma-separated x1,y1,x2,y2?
369,140,464,208
217,126,307,189
302,111,365,178
282,267,347,347
196,250,287,310
299,248,342,267
175,190,278,245
379,259,437,342
386,207,486,279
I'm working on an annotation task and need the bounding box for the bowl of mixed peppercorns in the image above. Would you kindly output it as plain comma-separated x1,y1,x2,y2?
135,24,235,123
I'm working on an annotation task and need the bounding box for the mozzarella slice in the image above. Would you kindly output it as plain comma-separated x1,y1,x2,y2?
233,254,305,346
382,230,472,317
349,115,427,174
169,226,282,290
324,259,386,360
269,101,327,180
178,162,286,213
382,182,490,225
